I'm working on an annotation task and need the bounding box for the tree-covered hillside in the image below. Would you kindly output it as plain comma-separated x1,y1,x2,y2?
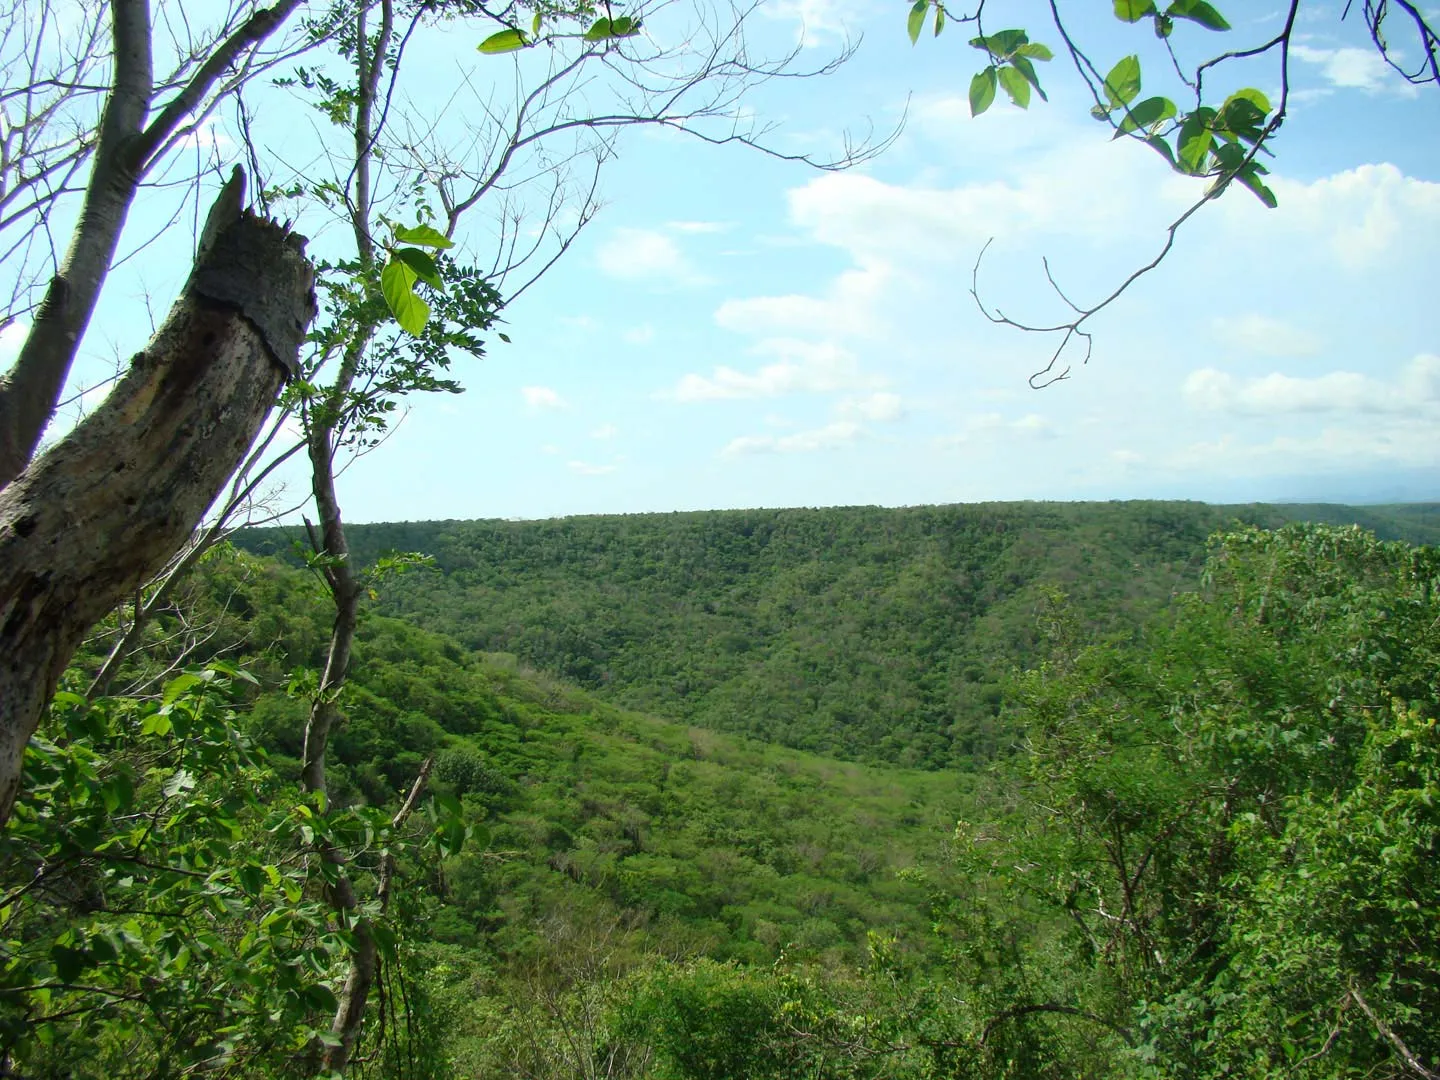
238,500,1440,768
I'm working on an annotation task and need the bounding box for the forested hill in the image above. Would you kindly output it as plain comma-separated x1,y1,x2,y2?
236,500,1440,768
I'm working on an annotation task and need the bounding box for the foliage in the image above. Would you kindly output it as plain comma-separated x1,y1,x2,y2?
238,500,1440,768
0,656,465,1077
0,668,337,1076
9,511,1440,1077
945,524,1440,1078
912,1,1435,205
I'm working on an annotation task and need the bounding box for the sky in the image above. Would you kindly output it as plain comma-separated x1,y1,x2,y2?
7,0,1440,522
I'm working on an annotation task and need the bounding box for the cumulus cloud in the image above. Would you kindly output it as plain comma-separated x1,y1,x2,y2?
591,423,619,440
1291,45,1420,96
1169,421,1440,474
1225,163,1440,269
1184,354,1440,415
521,385,567,410
667,220,728,234
935,412,1059,446
667,339,884,401
0,320,27,363
568,459,617,475
596,228,708,284
622,323,656,345
759,0,863,45
722,420,863,456
781,136,1187,268
714,263,889,339
1212,313,1322,357
836,391,904,422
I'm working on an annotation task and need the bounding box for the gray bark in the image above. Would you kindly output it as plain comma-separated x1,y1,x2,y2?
0,204,316,827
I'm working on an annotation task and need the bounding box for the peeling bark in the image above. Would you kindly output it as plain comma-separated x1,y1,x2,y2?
0,207,315,826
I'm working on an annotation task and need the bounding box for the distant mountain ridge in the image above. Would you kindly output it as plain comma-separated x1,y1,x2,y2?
235,500,1440,768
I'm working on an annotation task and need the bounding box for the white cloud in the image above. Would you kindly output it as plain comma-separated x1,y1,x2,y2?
596,228,707,284
759,0,862,45
1212,314,1323,357
1219,163,1440,269
836,391,904,423
667,221,728,234
935,412,1059,446
540,443,560,455
622,323,656,345
1170,421,1440,474
781,137,1188,267
0,320,27,363
715,263,889,340
568,459,617,475
521,385,567,410
1184,354,1440,416
722,420,864,456
1291,45,1420,96
591,423,619,440
667,339,884,401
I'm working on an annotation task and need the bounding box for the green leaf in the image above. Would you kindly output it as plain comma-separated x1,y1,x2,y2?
1145,134,1176,167
395,247,443,289
141,712,173,738
1218,93,1267,142
997,65,1032,108
933,3,944,36
1113,0,1157,22
1177,108,1216,173
907,0,927,45
392,223,454,250
477,28,528,54
969,66,998,116
1226,86,1271,114
162,673,203,706
531,11,542,35
1103,55,1142,108
1010,55,1049,101
50,944,87,985
969,29,1029,57
1115,95,1177,136
381,259,430,336
1166,0,1230,30
162,768,196,798
1014,42,1053,60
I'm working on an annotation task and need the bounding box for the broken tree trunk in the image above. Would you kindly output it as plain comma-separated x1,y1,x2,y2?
0,193,315,827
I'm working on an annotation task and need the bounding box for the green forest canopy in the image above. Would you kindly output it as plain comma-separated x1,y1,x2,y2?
241,499,1440,767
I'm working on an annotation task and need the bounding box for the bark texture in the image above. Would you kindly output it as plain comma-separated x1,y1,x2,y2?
0,208,315,826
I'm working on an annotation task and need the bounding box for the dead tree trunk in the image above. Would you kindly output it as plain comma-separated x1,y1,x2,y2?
0,200,315,827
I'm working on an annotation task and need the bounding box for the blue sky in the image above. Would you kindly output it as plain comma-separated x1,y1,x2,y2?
9,0,1440,522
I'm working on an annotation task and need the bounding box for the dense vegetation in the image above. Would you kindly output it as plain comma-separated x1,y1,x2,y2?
2,504,1436,1079
240,500,1440,767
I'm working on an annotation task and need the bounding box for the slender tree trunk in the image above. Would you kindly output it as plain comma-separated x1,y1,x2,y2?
0,0,155,487
297,3,398,1069
0,203,316,827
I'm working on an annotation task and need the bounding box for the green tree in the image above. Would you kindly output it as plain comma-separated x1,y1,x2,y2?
948,524,1440,1077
